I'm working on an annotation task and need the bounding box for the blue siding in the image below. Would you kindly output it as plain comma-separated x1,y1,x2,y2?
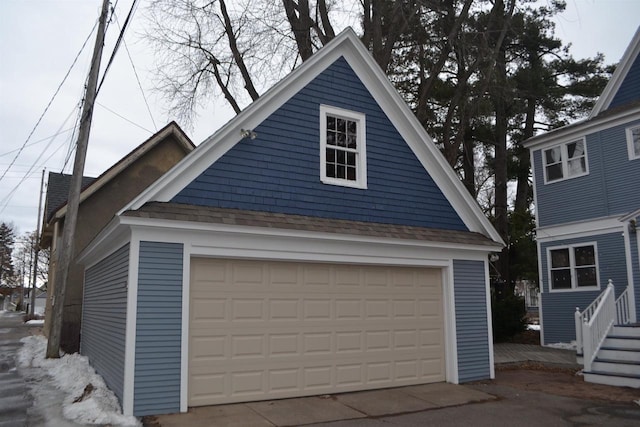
81,244,129,405
172,57,466,231
539,232,628,344
134,242,183,416
608,53,640,110
533,119,640,227
453,260,490,382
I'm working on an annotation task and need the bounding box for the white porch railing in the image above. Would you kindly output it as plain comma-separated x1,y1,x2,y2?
574,280,633,371
615,286,632,325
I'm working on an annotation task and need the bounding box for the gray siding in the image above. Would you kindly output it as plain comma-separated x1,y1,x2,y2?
134,241,183,416
453,260,490,382
539,232,628,344
81,243,129,405
533,119,640,227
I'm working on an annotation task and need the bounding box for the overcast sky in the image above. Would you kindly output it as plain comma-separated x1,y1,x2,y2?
1,0,639,236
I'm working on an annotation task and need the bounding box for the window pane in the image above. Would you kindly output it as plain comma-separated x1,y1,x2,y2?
545,147,562,164
347,134,357,149
551,269,572,289
337,165,345,179
574,245,595,266
327,131,336,146
567,140,584,159
347,120,357,135
337,150,346,164
326,163,335,178
337,133,346,147
632,127,640,156
337,118,346,133
346,152,355,166
551,249,570,268
576,267,597,287
568,158,586,175
546,163,563,181
327,116,336,130
346,166,356,181
326,148,335,162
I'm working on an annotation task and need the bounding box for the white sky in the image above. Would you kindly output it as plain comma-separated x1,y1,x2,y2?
0,0,639,236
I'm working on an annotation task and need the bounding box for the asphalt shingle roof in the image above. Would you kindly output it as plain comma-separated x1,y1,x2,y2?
123,202,499,247
45,172,96,222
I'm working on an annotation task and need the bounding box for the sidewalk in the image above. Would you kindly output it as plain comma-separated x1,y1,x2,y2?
494,343,580,368
0,310,34,427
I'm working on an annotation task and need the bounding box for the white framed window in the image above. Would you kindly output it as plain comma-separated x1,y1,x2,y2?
542,138,588,183
548,243,599,291
319,105,367,189
627,125,640,160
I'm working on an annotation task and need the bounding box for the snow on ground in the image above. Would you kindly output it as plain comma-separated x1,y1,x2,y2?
527,324,540,331
17,336,140,427
546,341,577,350
26,319,45,325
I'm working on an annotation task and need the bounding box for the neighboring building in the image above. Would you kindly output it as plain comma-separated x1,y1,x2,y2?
40,122,194,352
77,29,503,417
525,28,640,387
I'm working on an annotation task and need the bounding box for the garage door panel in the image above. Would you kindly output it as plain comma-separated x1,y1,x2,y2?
189,259,444,406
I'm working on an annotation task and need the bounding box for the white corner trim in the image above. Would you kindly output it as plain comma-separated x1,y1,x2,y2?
590,27,640,118
122,238,140,416
484,258,495,379
623,225,638,323
530,149,541,229
180,245,191,413
443,261,459,384
538,292,545,345
536,241,545,294
536,216,624,243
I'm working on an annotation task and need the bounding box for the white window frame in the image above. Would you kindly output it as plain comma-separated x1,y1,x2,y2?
626,125,640,160
547,242,600,293
542,137,589,184
319,105,367,189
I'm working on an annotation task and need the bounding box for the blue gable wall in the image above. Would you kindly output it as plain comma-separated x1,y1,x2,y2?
533,119,640,227
608,53,640,110
539,232,628,344
453,260,490,382
173,57,467,231
134,241,183,416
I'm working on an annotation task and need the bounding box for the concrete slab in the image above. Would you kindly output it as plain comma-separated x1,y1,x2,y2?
403,383,496,407
156,404,274,427
335,388,436,416
247,396,366,426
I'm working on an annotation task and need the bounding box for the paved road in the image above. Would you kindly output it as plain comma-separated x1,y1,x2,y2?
0,311,34,427
307,382,640,427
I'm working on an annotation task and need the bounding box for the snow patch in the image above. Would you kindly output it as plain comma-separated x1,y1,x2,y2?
635,399,640,406
17,335,140,426
26,319,45,325
545,341,577,350
527,324,540,331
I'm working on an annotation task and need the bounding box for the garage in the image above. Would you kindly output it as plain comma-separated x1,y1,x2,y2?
188,258,445,406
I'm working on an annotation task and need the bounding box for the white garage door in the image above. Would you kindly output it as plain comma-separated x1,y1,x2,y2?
188,258,445,406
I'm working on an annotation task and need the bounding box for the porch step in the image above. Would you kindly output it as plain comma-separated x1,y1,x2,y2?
602,336,640,350
598,347,640,362
612,325,640,338
583,370,640,388
591,358,640,376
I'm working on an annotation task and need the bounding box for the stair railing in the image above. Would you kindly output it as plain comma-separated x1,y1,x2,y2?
615,286,631,325
575,284,608,355
579,281,616,371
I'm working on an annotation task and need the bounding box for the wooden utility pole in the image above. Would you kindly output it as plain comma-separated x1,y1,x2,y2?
30,169,45,316
46,0,110,358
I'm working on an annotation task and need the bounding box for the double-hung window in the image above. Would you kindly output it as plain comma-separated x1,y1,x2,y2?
627,125,640,160
543,138,588,183
320,105,367,189
549,243,598,291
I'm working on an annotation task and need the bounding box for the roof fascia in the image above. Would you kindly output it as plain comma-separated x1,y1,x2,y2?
590,26,640,118
524,106,640,151
121,28,503,245
53,122,194,221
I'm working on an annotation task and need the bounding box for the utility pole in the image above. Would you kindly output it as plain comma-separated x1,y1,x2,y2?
30,169,45,317
46,0,110,358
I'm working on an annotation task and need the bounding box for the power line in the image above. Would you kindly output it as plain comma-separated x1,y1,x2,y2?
0,17,99,186
95,101,153,133
0,128,75,158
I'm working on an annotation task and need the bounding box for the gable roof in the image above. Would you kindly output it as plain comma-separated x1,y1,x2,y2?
45,172,96,222
120,28,503,246
47,121,194,224
590,26,640,118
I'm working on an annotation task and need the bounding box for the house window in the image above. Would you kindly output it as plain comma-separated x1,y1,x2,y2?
627,125,640,160
320,105,367,189
549,243,598,291
543,138,588,183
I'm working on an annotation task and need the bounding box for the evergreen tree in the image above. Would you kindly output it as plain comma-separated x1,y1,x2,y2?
0,222,17,286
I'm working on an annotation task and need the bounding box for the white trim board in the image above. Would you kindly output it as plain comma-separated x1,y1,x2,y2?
119,28,503,246
122,238,140,416
536,216,625,243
